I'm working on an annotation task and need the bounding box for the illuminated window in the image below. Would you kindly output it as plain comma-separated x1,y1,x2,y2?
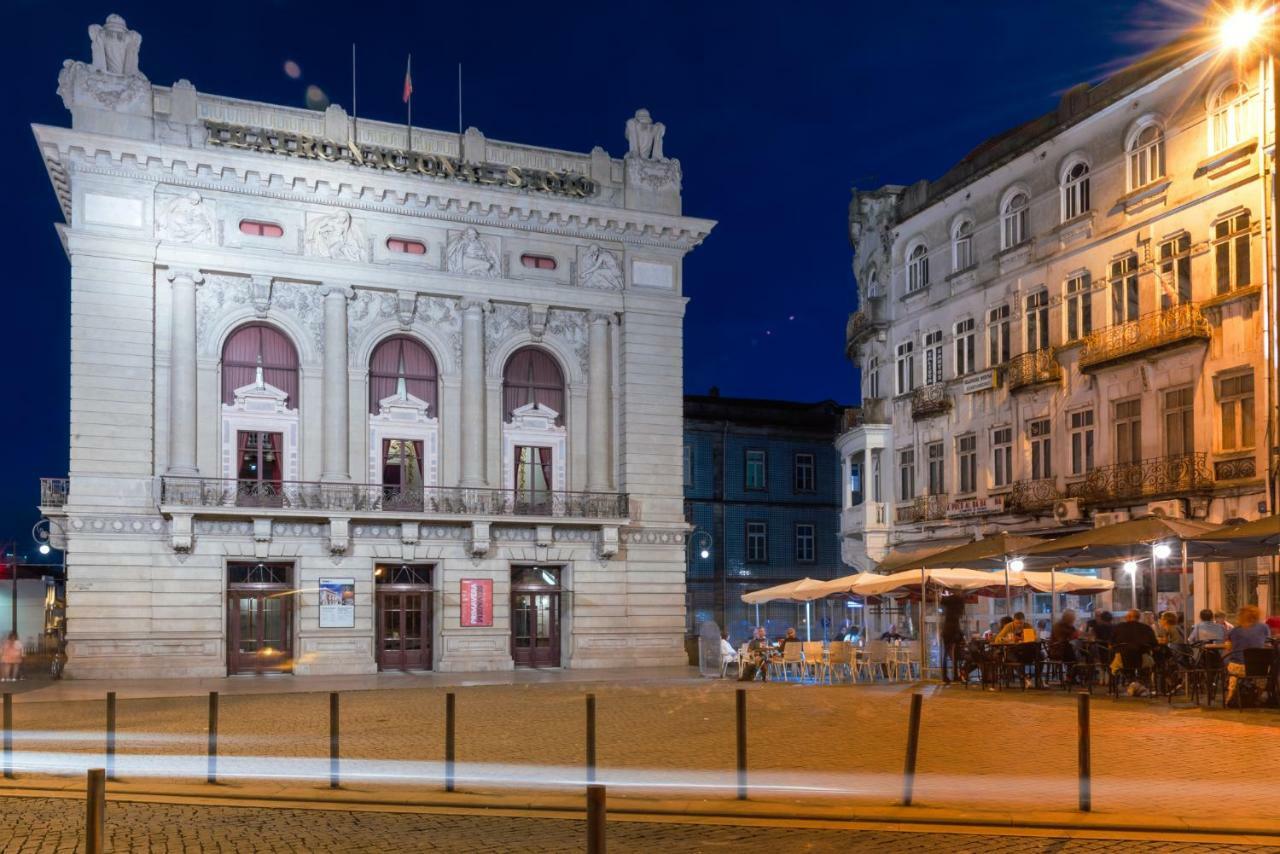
386,237,427,255
520,254,557,271
239,219,283,238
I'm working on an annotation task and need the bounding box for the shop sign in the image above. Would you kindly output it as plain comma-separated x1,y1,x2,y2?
460,578,494,627
961,370,997,394
947,496,1005,517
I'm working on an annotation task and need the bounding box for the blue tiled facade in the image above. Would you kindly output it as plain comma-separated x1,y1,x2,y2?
683,395,850,644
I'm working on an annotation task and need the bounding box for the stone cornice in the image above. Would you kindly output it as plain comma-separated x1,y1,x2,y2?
34,124,715,252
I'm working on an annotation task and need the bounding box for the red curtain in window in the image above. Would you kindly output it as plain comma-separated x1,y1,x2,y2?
537,447,553,492
368,337,438,415
502,347,565,424
222,325,300,407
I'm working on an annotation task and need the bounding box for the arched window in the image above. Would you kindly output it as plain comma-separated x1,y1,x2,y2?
864,265,880,298
503,347,565,423
369,336,438,415
1060,161,1090,221
907,244,929,292
951,220,973,271
1210,80,1250,152
222,324,299,407
1127,123,1165,190
1001,191,1029,249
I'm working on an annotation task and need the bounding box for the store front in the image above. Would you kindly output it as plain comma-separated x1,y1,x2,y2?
511,565,563,668
375,563,434,671
227,562,293,674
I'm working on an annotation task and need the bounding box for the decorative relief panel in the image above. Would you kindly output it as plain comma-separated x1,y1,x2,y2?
484,303,528,364
304,209,367,262
156,191,215,244
579,244,624,290
484,304,587,373
69,516,166,535
445,227,500,277
198,276,323,353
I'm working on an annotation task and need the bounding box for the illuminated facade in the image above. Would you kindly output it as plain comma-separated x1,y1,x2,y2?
35,14,714,677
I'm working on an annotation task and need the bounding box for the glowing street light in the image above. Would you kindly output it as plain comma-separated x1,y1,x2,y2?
1153,543,1172,560
1220,7,1265,52
1123,560,1139,611
1008,558,1025,573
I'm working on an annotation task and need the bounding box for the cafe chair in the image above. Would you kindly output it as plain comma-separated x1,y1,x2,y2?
1225,648,1274,710
1108,643,1152,700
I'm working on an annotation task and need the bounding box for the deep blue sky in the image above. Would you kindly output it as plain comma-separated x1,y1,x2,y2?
5,0,1195,543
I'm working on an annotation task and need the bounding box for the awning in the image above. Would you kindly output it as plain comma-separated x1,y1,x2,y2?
1188,514,1280,559
1020,516,1221,567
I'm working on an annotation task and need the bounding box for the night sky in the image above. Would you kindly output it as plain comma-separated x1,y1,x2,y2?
4,0,1196,543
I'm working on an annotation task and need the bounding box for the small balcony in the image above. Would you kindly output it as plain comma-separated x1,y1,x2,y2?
910,384,952,420
845,306,888,357
1005,349,1062,393
843,398,891,432
1065,453,1211,504
40,477,69,508
1006,478,1061,514
1078,304,1210,371
896,494,948,524
159,477,630,521
843,502,889,533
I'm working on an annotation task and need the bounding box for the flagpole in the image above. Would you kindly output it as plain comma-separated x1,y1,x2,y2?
351,44,358,143
405,54,412,153
457,62,464,158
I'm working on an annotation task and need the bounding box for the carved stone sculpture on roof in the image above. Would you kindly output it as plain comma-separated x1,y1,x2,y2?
305,210,367,262
625,109,665,161
58,14,151,115
580,244,624,291
157,192,214,244
623,108,681,204
91,14,141,75
445,227,500,278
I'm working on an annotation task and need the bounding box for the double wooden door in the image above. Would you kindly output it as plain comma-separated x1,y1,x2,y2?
227,589,293,674
511,591,561,668
376,588,432,670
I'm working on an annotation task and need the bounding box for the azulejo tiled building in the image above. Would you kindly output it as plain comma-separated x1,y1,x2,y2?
34,14,714,678
841,26,1276,620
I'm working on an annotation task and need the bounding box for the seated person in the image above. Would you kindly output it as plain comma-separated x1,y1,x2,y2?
1110,609,1157,673
1155,611,1185,645
1187,608,1226,644
993,612,1031,644
778,627,799,652
741,627,772,682
1092,611,1115,643
1050,609,1079,662
879,624,903,642
1224,604,1271,705
719,631,737,671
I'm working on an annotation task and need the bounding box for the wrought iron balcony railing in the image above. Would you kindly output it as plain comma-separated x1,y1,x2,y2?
910,384,952,420
1006,478,1060,514
40,477,69,507
846,307,888,356
1005,349,1062,392
896,494,948,524
159,477,629,520
1064,453,1211,504
1078,304,1210,371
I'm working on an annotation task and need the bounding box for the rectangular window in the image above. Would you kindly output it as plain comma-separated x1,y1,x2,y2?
988,305,1011,366
386,237,427,255
992,427,1013,488
238,219,284,238
954,318,976,376
1115,399,1142,465
867,356,881,399
794,523,816,563
871,449,883,503
1110,255,1139,323
1026,290,1049,352
1069,409,1095,476
1214,211,1252,294
1219,372,1256,451
794,453,816,493
1163,386,1195,457
1029,418,1052,480
924,330,944,386
1066,273,1092,341
745,449,767,490
746,522,767,563
957,435,977,494
896,341,915,395
683,444,694,488
898,449,915,501
926,441,945,496
1158,233,1192,308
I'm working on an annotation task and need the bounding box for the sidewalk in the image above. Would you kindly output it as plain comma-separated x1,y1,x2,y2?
3,665,705,704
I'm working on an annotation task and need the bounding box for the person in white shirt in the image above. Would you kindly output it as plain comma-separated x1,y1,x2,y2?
719,631,737,673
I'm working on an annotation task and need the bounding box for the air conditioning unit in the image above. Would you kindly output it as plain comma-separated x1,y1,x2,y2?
1052,498,1082,524
1144,499,1185,519
1093,510,1130,528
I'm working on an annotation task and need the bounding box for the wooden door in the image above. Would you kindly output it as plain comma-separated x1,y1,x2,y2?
227,590,293,674
376,588,432,671
511,591,560,668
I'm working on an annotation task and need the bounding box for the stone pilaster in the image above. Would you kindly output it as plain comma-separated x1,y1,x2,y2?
165,267,203,474
460,299,487,487
587,312,613,492
320,285,354,482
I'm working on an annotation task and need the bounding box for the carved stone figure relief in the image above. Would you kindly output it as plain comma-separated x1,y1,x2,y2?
197,276,323,354
546,310,589,372
484,303,527,364
415,296,463,367
156,191,214,244
580,244,624,290
304,210,367,262
58,14,150,114
445,227,500,277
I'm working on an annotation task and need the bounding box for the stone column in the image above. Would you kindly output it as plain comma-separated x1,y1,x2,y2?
165,268,203,474
321,285,354,482
586,312,613,492
460,299,487,487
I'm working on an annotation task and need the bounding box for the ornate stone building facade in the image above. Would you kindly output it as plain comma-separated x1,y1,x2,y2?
35,14,714,678
841,32,1276,619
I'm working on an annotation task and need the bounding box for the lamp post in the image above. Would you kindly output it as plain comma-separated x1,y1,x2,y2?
1123,560,1139,612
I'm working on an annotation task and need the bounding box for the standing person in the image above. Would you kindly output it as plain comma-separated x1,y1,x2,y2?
1224,605,1270,705
939,592,967,685
0,632,22,682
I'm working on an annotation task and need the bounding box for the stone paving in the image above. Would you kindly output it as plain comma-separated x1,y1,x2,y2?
3,679,1278,822
0,797,1275,853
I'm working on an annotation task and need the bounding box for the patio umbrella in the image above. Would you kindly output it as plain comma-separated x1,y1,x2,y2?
874,542,956,573
1019,571,1115,595
1188,514,1280,559
908,532,1047,618
740,578,826,640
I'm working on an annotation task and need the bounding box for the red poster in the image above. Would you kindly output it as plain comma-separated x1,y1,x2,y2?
460,578,493,627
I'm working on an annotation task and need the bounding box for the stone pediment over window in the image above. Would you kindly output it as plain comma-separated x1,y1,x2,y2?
229,380,289,414
376,391,433,422
509,402,563,433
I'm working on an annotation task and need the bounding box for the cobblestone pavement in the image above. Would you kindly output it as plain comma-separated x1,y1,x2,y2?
5,680,1278,821
1,797,1275,853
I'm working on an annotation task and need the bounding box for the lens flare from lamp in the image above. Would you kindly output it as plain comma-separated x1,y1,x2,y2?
1153,543,1172,560
699,549,710,559
1220,8,1263,51
39,544,50,555
1123,560,1138,575
1008,559,1025,573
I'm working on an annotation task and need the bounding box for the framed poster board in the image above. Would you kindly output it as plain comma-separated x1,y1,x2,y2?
318,577,355,628
460,578,493,627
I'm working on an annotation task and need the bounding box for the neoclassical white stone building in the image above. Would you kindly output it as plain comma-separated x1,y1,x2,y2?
841,30,1276,623
35,14,714,678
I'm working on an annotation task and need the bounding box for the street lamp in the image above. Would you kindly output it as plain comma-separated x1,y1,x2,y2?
1005,558,1025,617
1123,560,1139,611
1220,7,1265,51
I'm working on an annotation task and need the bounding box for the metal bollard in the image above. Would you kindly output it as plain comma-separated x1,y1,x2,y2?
105,692,116,782
1077,691,1091,812
901,693,923,806
585,693,597,784
735,688,747,800
329,692,340,789
3,692,12,780
85,768,106,854
586,784,606,854
207,692,218,785
445,692,456,792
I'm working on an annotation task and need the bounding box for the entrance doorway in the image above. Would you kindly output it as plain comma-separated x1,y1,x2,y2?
511,566,562,668
375,564,433,671
227,562,293,674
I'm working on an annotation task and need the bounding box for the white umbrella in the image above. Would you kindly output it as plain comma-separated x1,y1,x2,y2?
740,578,826,640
